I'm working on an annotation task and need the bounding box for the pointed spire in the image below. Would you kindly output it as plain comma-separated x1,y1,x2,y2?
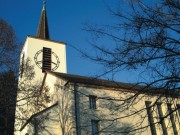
43,0,46,10
37,0,50,39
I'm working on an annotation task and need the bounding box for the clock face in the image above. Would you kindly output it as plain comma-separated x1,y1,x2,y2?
34,49,60,71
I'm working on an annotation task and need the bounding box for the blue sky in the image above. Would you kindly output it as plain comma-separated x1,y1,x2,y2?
0,0,141,83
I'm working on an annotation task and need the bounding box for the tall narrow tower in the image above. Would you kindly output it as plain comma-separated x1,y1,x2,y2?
37,1,50,39
15,2,67,134
19,1,67,80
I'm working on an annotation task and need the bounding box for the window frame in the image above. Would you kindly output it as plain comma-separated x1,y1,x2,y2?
167,103,178,135
42,47,52,72
177,104,180,117
89,95,97,109
145,101,157,135
20,53,25,78
91,120,99,135
156,102,168,135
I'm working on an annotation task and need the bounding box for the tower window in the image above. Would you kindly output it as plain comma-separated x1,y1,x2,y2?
89,95,97,109
42,47,51,72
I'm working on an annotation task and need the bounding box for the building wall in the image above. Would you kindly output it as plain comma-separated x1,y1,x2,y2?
20,36,67,80
15,37,67,134
20,105,62,135
18,74,180,135
41,75,180,135
48,76,77,135
75,85,180,135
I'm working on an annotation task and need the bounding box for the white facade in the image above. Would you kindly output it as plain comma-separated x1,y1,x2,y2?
20,103,62,135
20,36,67,80
20,71,180,135
15,36,67,135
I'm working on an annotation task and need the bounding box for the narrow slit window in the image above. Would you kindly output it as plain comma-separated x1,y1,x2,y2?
42,47,51,72
167,104,178,135
91,120,99,135
177,104,180,117
20,53,25,78
145,101,157,135
157,103,168,135
89,95,97,109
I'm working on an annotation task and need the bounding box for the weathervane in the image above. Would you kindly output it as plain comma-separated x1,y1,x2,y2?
43,0,46,10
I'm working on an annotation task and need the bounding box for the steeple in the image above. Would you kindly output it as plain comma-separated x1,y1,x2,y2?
37,0,50,39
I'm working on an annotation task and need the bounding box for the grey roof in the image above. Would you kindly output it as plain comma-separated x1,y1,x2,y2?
47,71,180,97
47,71,146,90
36,3,50,39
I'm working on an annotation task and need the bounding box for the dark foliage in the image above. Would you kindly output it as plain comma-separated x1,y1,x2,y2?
0,18,19,73
0,71,17,135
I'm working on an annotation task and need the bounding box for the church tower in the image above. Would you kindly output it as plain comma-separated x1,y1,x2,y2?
15,2,67,134
36,1,50,40
20,1,67,80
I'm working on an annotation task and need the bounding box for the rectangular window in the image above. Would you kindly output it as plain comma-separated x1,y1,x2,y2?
157,103,168,135
91,120,99,135
177,104,180,117
145,101,157,135
89,95,97,109
20,53,25,78
42,47,51,72
167,104,178,135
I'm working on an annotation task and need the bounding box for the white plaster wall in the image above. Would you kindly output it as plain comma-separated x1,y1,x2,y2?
20,75,76,135
21,36,67,81
16,35,67,134
77,85,180,135
20,105,62,135
45,73,69,104
18,78,180,135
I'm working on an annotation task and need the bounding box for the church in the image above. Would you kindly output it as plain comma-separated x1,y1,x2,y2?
15,2,180,135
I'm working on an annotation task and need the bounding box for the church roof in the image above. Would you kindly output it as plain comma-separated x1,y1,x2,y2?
46,71,180,97
48,71,142,90
36,1,50,39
